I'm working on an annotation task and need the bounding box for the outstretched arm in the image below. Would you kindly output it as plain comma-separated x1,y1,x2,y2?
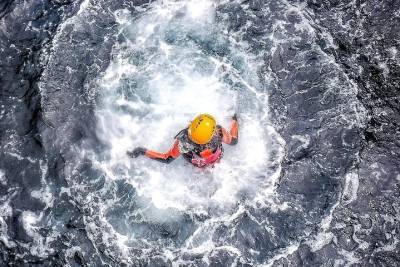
127,139,181,164
221,114,238,145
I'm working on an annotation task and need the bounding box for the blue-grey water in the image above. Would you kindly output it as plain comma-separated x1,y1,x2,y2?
0,0,399,266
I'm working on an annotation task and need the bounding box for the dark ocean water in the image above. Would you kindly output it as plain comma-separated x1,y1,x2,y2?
0,0,399,266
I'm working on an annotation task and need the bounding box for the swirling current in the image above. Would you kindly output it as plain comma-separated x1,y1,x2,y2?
0,0,399,266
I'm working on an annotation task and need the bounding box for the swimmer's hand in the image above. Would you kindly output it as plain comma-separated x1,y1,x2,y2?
232,113,238,121
127,147,146,158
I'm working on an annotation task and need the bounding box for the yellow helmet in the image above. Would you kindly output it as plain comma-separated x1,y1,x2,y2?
188,114,216,145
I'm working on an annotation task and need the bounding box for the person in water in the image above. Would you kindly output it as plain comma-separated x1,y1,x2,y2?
127,113,238,167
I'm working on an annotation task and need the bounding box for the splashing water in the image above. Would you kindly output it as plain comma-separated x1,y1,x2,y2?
88,0,284,261
3,0,395,265
95,0,282,211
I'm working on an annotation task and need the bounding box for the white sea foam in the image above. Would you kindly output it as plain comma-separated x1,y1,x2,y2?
0,169,6,186
77,0,91,15
342,172,359,205
94,0,284,214
78,1,286,263
30,160,54,209
22,211,40,237
262,243,300,267
0,199,13,248
307,189,342,252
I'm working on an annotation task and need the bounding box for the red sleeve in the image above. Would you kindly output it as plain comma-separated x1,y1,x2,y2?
145,139,181,160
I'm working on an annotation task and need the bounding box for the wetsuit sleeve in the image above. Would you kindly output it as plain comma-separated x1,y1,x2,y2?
144,139,181,164
220,118,238,145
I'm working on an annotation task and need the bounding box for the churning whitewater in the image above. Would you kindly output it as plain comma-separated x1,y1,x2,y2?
95,0,284,209
88,0,285,262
